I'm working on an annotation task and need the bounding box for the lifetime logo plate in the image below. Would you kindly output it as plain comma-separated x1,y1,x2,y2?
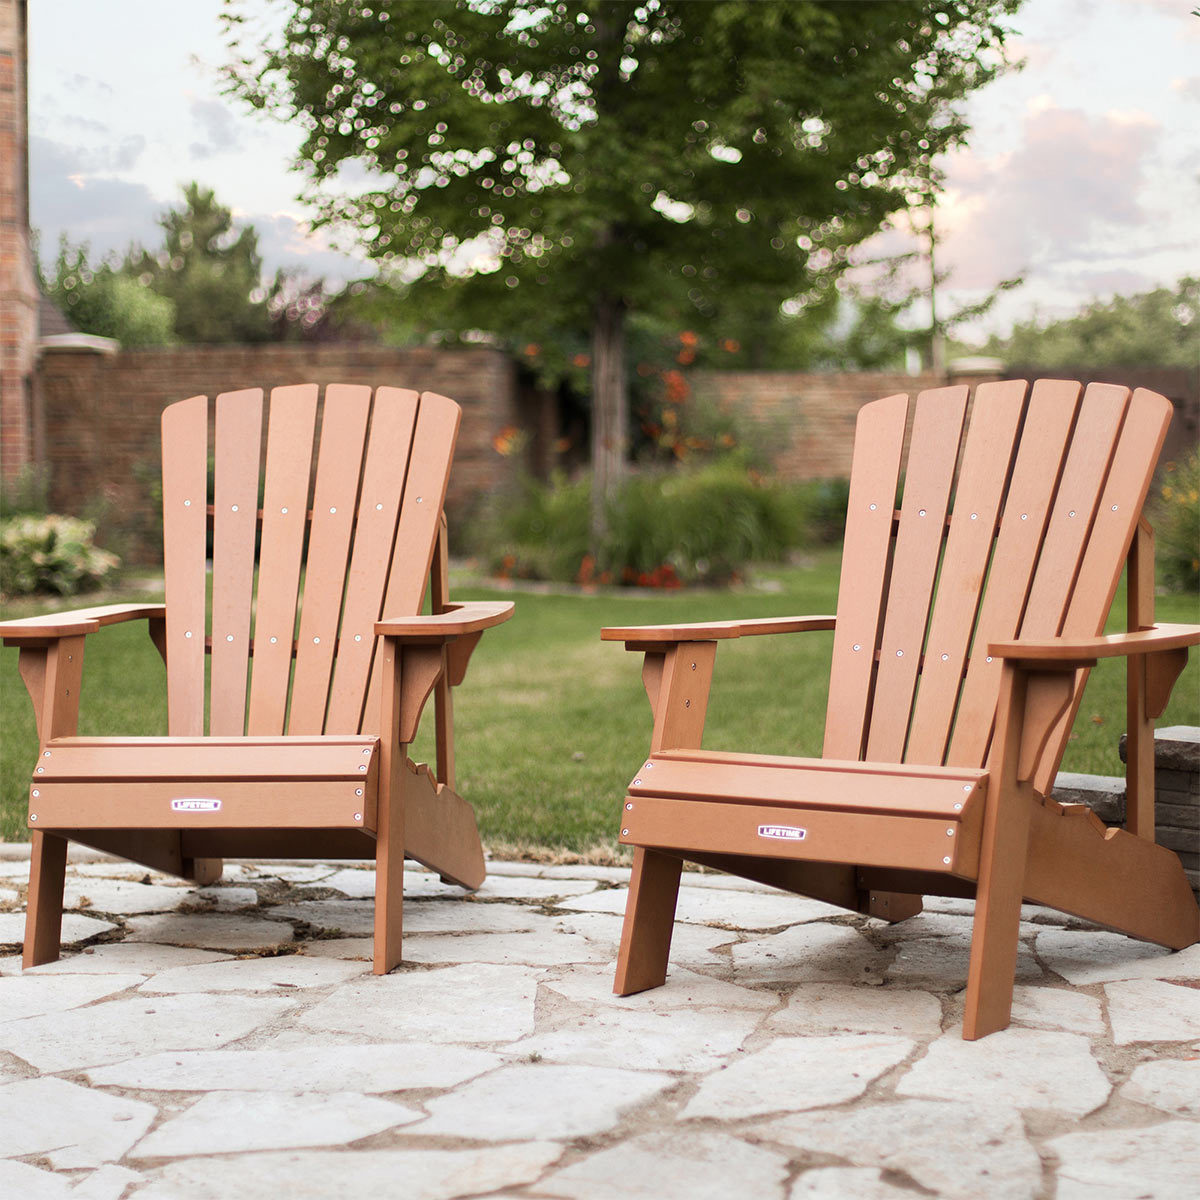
170,798,222,813
757,824,806,841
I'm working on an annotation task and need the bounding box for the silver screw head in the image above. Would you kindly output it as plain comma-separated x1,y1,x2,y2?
353,812,362,822
918,508,927,517
684,699,691,708
31,790,39,798
621,828,629,836
36,766,44,773
869,503,877,511
953,802,962,811
358,765,367,772
633,779,642,786
29,813,37,821
43,750,50,757
354,634,362,642
962,784,972,792
946,828,955,836
226,634,234,642
942,856,951,865
355,788,363,796
625,802,633,810
270,636,278,644
232,504,239,512
852,643,861,652
896,649,903,657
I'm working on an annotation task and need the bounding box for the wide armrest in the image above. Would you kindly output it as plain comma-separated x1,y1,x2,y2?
376,601,514,641
601,615,835,644
989,623,1200,667
0,603,166,643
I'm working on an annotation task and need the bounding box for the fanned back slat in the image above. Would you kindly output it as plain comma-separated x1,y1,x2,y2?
822,394,908,760
865,386,969,763
209,390,264,736
946,380,1083,767
905,381,1027,765
161,396,209,736
1030,388,1172,794
245,385,319,735
361,392,461,735
287,385,372,735
1017,383,1131,642
324,387,421,734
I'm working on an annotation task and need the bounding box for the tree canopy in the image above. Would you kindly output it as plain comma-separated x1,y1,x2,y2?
126,183,274,344
981,276,1199,369
224,0,1019,526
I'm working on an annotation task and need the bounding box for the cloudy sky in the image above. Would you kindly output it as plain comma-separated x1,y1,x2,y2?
28,0,1200,340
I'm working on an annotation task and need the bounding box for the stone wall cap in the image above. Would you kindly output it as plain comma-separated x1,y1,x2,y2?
39,333,120,356
1118,726,1199,770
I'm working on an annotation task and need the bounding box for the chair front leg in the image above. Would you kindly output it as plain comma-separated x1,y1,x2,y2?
963,663,1046,1039
21,638,85,968
615,642,716,995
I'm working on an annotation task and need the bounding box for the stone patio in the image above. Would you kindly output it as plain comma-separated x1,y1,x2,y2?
0,847,1197,1199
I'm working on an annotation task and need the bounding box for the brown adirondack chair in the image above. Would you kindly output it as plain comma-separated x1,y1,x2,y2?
1,384,512,974
602,380,1200,1039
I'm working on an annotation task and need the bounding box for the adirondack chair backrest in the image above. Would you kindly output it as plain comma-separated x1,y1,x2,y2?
160,385,461,738
823,380,1171,793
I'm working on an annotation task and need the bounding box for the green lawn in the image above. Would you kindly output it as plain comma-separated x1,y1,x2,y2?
2,553,1197,851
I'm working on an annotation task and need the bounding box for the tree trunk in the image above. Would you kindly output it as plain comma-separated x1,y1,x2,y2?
590,293,627,546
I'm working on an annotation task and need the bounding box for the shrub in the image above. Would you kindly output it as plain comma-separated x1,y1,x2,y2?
0,515,120,598
1152,449,1200,594
484,460,811,586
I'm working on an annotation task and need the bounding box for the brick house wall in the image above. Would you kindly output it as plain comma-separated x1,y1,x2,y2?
0,0,36,482
37,342,518,561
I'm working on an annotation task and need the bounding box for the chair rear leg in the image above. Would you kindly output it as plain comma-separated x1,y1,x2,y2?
24,832,68,968
614,847,683,995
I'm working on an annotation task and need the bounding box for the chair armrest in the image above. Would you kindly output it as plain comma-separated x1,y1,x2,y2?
0,603,166,644
375,601,514,642
601,615,835,645
988,623,1200,668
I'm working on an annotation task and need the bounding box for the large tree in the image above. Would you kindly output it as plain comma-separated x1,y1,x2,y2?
224,0,1017,528
127,183,274,344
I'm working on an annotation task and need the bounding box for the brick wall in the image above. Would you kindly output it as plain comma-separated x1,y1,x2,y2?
692,370,951,481
0,1,36,481
37,343,518,562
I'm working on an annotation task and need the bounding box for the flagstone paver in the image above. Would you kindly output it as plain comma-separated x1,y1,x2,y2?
1105,978,1200,1044
1120,1058,1200,1117
0,992,298,1072
0,851,1194,1199
136,955,365,994
789,1166,919,1198
1007,984,1105,1034
0,1076,156,1168
682,1034,913,1119
732,922,889,985
1036,928,1200,984
1050,1120,1200,1200
532,1130,790,1199
0,972,146,1022
0,911,117,947
85,1043,502,1093
299,963,541,1043
124,912,294,953
896,1027,1110,1116
415,1062,674,1141
133,1143,564,1200
19,943,231,974
765,1099,1042,1200
765,982,943,1038
130,1090,423,1159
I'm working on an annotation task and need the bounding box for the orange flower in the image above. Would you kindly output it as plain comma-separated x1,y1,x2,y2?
572,353,590,367
522,342,541,358
722,338,740,353
676,348,696,365
663,370,690,404
492,425,520,455
679,330,698,347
